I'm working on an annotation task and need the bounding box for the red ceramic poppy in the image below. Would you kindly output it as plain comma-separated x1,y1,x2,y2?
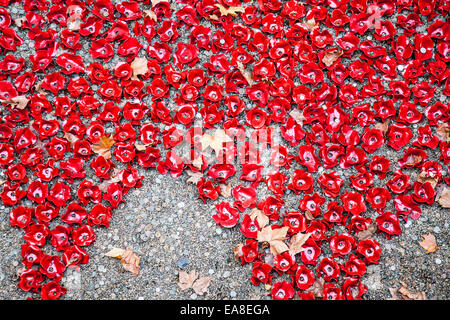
240,214,260,239
213,202,239,228
376,212,402,239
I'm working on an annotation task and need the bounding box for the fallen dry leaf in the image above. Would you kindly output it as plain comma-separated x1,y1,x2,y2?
142,9,158,22
237,61,253,86
63,132,79,146
304,18,318,32
178,270,199,291
219,183,232,198
257,226,289,256
178,270,211,295
416,171,438,188
310,277,325,298
436,123,449,142
215,3,244,16
91,135,115,159
151,0,169,6
288,232,312,255
356,223,377,240
289,108,306,125
186,170,203,185
234,243,243,261
14,16,27,28
200,129,233,156
375,119,390,134
134,142,151,151
192,276,211,295
322,49,343,67
418,233,438,253
437,187,450,208
249,208,269,229
390,281,427,300
130,57,149,80
105,248,140,275
1,95,29,110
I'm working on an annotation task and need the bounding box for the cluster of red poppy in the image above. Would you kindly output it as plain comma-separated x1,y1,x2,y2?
0,0,449,300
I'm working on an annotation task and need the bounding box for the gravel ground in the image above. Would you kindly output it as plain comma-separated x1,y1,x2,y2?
0,0,448,300
0,166,448,300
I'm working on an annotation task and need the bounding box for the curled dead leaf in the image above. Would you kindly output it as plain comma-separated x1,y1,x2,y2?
234,243,243,261
375,119,390,134
391,281,427,300
417,171,438,188
63,132,79,147
310,278,325,298
304,18,318,32
237,61,253,86
249,208,269,229
289,108,306,126
215,4,244,16
418,233,438,253
142,9,158,22
105,248,140,275
134,142,151,151
356,223,377,240
130,57,149,80
14,17,27,28
219,183,232,198
186,170,203,185
322,49,343,67
436,123,449,142
91,135,115,160
1,95,29,110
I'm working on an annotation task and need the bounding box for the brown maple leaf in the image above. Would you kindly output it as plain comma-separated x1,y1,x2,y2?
288,232,312,255
178,270,211,295
437,187,450,208
418,233,438,253
322,48,343,67
91,135,115,159
192,276,211,295
178,270,199,291
105,248,140,275
257,226,289,256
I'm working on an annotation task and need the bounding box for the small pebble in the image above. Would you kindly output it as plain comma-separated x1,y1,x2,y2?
177,257,189,269
230,291,237,298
